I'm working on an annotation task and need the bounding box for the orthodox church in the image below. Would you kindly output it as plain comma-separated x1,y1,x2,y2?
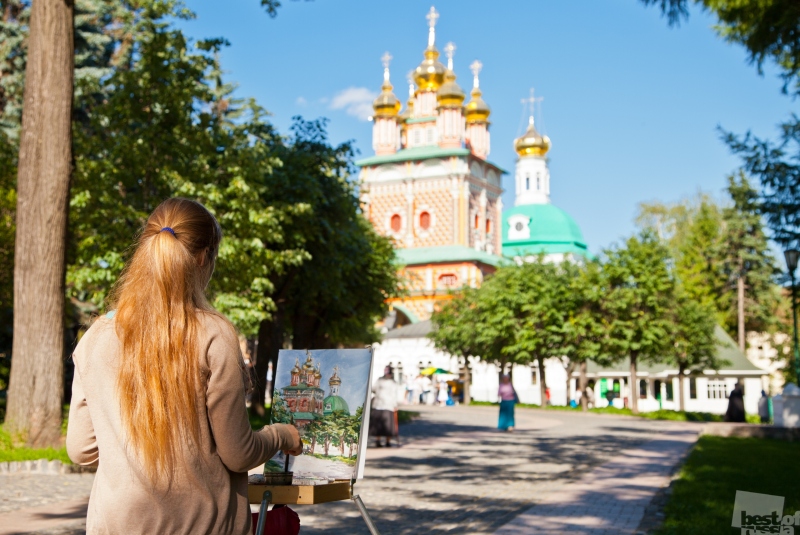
364,7,765,414
356,7,588,326
282,354,351,427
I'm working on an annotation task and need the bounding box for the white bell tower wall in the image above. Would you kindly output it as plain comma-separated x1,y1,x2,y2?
515,155,550,205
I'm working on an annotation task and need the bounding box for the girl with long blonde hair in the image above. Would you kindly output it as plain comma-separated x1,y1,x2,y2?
67,198,302,534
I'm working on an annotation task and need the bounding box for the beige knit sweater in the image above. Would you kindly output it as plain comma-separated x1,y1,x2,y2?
66,312,295,535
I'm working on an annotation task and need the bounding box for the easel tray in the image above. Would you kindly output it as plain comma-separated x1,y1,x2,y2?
247,481,352,505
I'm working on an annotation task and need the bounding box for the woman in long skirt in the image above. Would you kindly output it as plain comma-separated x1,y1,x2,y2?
498,375,518,432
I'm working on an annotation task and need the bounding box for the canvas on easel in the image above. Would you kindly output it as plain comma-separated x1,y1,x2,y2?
267,348,374,481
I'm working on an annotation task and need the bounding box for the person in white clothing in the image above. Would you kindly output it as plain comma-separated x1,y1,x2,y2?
370,367,399,447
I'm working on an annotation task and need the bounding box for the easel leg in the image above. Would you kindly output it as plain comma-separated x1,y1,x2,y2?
255,490,272,535
352,494,382,535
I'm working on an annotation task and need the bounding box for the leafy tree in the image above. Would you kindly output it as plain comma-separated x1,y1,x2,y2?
601,232,676,414
428,287,481,404
637,195,727,320
251,119,399,415
721,173,784,347
667,288,722,411
561,260,611,410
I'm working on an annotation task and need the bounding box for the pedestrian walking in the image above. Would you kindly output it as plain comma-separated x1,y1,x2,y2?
370,366,399,447
65,198,303,535
498,374,518,432
437,380,449,406
758,390,771,424
724,382,746,423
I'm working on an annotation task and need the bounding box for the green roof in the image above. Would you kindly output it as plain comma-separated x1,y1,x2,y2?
355,146,507,173
290,412,321,420
356,146,470,167
586,326,765,375
282,385,324,392
406,116,437,124
502,203,590,259
323,395,350,415
395,245,507,267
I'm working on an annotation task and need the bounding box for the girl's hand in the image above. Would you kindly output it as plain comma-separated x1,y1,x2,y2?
282,425,303,456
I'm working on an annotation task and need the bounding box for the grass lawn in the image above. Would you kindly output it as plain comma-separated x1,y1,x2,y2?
0,424,71,463
469,400,761,423
655,436,800,534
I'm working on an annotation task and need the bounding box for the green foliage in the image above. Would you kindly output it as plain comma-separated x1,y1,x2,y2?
655,436,800,534
636,180,786,345
601,231,677,365
66,2,310,335
0,424,71,463
263,118,399,348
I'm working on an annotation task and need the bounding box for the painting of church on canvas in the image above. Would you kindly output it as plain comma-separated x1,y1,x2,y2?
267,349,373,480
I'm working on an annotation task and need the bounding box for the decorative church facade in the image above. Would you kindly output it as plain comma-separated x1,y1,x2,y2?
364,7,766,415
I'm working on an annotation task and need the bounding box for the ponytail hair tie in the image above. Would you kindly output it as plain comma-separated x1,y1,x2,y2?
160,227,176,237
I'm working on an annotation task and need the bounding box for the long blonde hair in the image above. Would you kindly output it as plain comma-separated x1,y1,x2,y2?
109,198,222,485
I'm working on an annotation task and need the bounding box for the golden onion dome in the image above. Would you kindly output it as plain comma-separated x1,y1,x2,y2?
373,53,401,118
372,80,401,118
465,87,491,124
414,47,447,92
514,117,551,157
437,69,465,107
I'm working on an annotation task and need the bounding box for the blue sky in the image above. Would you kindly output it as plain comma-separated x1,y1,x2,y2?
176,0,793,253
275,349,373,414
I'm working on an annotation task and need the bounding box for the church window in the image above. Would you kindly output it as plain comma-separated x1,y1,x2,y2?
390,214,401,233
707,379,727,399
419,211,431,230
640,379,648,398
537,174,541,191
474,214,479,229
426,128,434,144
514,222,524,232
485,219,492,234
438,273,458,287
525,175,530,190
413,129,421,146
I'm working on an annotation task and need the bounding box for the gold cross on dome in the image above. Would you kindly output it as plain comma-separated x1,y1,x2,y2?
470,60,483,89
381,52,393,69
522,87,544,125
444,42,456,70
426,6,439,29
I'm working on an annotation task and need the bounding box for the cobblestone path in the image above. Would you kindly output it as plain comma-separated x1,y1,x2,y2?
0,405,700,534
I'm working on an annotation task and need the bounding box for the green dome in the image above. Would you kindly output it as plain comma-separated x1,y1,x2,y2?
502,203,590,258
322,395,350,415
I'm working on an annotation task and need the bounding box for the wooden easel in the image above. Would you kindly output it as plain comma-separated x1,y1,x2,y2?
249,479,381,535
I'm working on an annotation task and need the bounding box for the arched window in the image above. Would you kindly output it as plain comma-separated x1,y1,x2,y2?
485,219,492,234
438,273,458,287
525,175,530,190
474,214,479,229
536,173,541,191
419,211,431,230
390,214,402,233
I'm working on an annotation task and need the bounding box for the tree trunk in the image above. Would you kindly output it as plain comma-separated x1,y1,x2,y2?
678,363,686,413
565,361,575,406
6,0,74,448
537,357,548,407
462,357,471,405
252,301,286,418
579,361,588,412
630,354,638,414
737,274,745,352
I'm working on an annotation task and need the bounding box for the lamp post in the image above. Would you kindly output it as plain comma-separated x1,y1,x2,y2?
784,249,800,384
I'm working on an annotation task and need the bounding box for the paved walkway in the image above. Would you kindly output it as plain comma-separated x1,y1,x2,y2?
0,405,701,534
493,429,697,534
